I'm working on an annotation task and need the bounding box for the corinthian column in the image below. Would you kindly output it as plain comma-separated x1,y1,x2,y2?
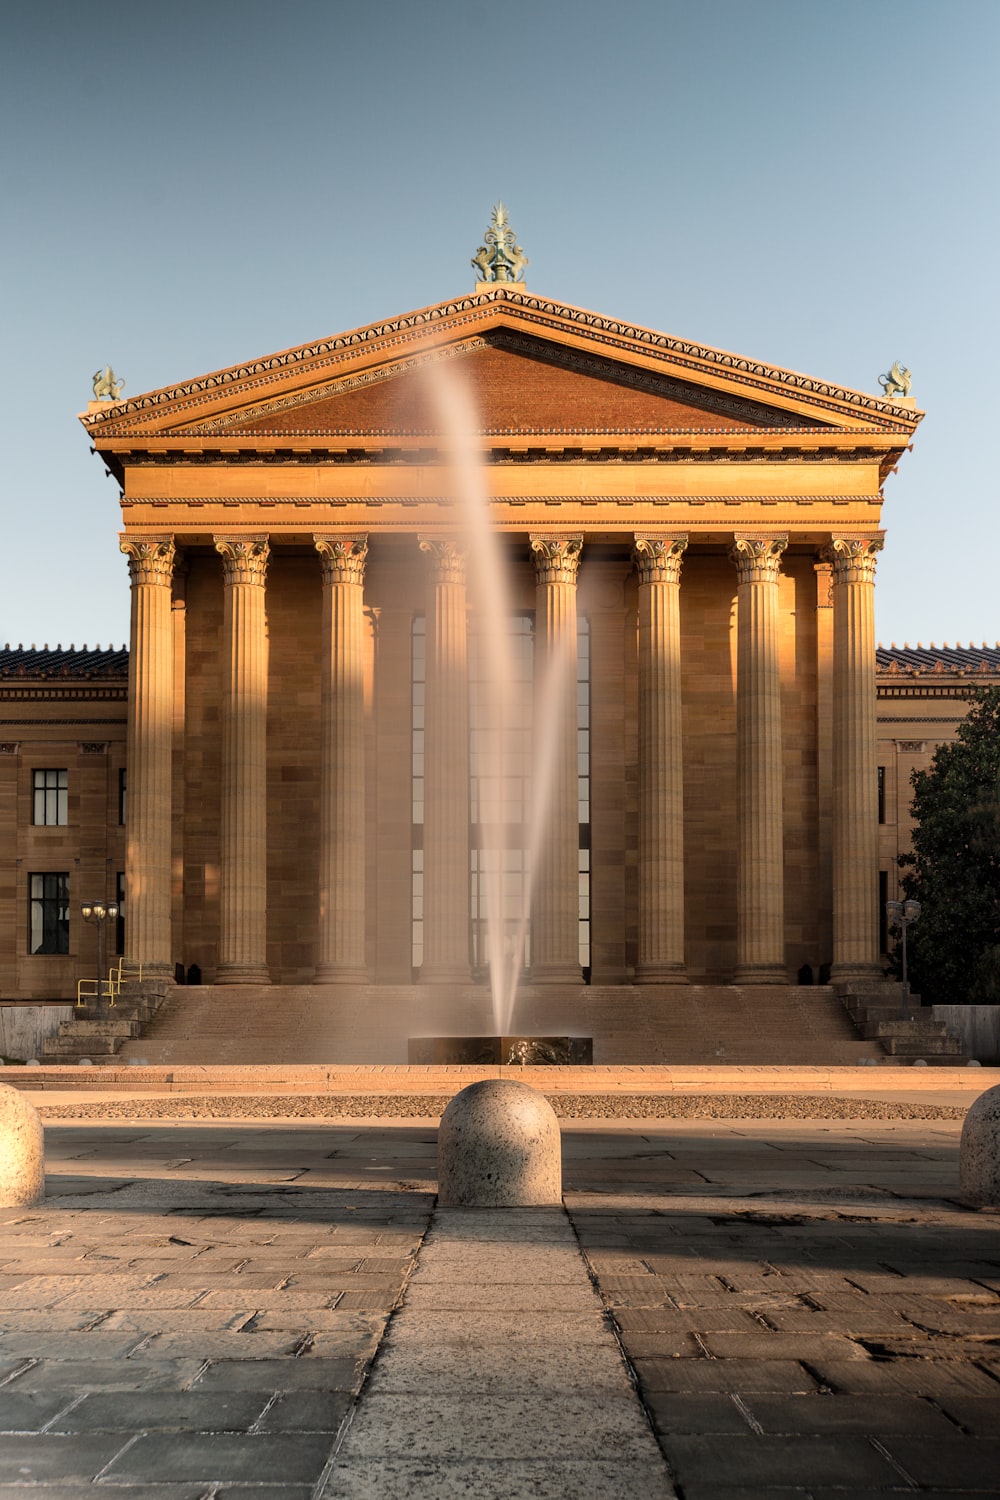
418,538,471,983
730,535,788,983
314,536,369,982
530,535,583,983
120,536,176,977
214,536,270,984
633,535,688,983
826,534,884,981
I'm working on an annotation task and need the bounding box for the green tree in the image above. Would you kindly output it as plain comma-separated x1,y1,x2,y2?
898,686,1000,1005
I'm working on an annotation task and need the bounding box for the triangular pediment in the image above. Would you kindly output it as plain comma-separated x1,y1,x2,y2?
81,287,922,451
197,332,825,438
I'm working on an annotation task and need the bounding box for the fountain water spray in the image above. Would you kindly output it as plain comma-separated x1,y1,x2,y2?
422,357,575,1036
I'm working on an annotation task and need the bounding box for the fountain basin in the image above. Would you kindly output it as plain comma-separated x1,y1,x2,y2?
408,1035,592,1066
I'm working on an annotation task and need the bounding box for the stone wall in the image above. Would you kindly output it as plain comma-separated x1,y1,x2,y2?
0,1004,72,1061
932,1005,1000,1064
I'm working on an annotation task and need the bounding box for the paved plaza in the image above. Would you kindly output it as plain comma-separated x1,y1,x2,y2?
0,1085,999,1497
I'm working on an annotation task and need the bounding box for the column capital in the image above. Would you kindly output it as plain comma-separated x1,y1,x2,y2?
730,534,788,586
824,534,884,586
418,536,466,584
633,534,688,586
314,534,368,584
530,534,583,585
214,536,270,585
120,536,176,586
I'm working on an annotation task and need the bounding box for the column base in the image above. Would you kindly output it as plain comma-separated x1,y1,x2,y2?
733,964,789,985
216,964,270,985
314,965,368,985
126,960,176,981
419,965,472,985
529,963,584,985
830,961,883,984
634,965,689,985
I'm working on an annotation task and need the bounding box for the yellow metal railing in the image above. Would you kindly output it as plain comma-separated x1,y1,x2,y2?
76,959,143,1008
75,977,117,1008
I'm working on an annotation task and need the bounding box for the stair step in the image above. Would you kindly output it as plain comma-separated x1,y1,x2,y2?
866,1019,950,1040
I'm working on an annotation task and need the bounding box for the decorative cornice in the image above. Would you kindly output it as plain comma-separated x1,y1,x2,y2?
314,534,368,584
729,534,788,585
114,445,898,466
417,536,466,585
119,536,176,586
824,533,884,586
123,492,882,510
530,535,583,585
82,289,921,437
632,535,688,585
213,536,270,585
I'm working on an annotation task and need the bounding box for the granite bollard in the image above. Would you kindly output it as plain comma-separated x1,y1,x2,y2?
960,1083,1000,1206
438,1079,561,1207
0,1084,44,1206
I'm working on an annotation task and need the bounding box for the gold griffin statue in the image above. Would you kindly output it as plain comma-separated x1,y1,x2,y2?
92,366,126,402
878,360,912,400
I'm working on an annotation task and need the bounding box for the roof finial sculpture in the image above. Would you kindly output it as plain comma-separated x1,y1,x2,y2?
92,366,126,402
472,202,529,286
878,360,912,400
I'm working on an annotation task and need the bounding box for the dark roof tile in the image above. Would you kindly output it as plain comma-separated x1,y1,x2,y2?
0,647,129,680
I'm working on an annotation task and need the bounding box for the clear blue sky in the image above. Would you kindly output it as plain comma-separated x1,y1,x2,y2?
1,0,996,650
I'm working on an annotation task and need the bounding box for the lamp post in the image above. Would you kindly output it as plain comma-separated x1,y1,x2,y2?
885,898,921,989
80,899,120,1009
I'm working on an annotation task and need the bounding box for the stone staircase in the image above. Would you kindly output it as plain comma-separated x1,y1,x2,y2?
42,977,171,1067
111,982,884,1067
838,981,968,1064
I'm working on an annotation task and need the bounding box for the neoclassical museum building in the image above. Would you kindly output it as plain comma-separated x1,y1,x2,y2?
5,241,966,1060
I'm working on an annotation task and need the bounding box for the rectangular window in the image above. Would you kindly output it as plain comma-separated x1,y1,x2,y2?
115,871,125,956
33,769,67,826
119,768,127,825
468,613,534,976
879,870,889,955
29,873,69,955
877,766,885,824
411,616,425,971
578,616,591,977
413,612,593,978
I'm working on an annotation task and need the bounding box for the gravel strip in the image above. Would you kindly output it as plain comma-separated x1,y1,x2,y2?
35,1092,967,1122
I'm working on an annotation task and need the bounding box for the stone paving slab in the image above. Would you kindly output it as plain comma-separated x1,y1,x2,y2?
323,1206,674,1497
0,1108,995,1494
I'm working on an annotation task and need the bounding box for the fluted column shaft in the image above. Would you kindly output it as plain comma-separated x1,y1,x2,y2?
530,535,583,983
827,535,883,980
215,537,270,984
315,536,368,982
634,535,688,983
419,538,471,983
731,535,788,983
121,537,176,977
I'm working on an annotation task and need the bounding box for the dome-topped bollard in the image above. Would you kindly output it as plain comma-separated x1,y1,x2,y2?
438,1079,562,1207
0,1085,44,1207
960,1083,1000,1206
